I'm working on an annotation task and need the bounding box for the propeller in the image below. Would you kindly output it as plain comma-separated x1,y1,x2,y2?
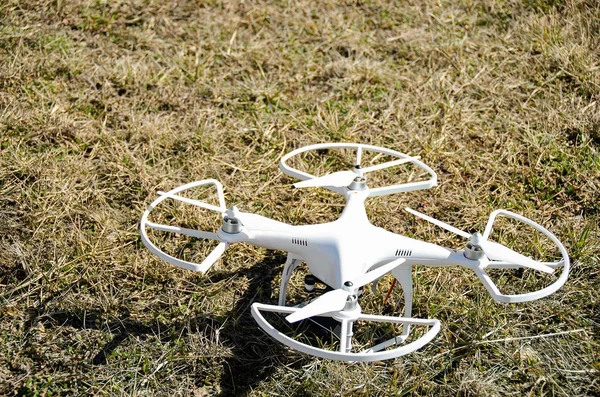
405,208,554,274
293,156,420,189
286,258,406,323
293,170,356,189
157,190,226,214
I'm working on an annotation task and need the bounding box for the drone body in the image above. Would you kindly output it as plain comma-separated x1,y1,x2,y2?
140,143,570,362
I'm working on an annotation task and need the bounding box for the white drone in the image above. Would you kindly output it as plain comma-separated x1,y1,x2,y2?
140,143,569,362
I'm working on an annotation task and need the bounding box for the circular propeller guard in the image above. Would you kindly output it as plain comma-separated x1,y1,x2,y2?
279,143,438,197
406,207,570,303
140,179,228,273
476,209,570,302
251,302,441,362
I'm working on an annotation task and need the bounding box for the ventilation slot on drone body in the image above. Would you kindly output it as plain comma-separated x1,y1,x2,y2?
292,238,308,246
395,249,412,257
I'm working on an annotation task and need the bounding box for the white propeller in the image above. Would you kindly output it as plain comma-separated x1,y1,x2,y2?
286,258,406,323
157,191,226,213
285,289,350,323
145,221,220,240
293,170,357,189
405,208,554,274
293,156,420,189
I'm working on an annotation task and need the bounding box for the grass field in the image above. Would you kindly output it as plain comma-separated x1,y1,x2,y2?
1,0,599,395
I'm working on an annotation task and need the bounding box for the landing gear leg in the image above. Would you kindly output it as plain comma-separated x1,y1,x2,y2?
340,320,355,353
393,265,413,339
361,265,414,353
278,255,302,306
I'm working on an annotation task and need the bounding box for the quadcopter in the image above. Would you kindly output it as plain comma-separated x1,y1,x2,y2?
140,143,570,362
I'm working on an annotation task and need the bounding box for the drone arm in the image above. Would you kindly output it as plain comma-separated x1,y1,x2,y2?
218,212,319,257
375,231,456,267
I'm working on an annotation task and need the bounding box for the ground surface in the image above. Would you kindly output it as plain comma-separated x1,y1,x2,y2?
1,0,599,395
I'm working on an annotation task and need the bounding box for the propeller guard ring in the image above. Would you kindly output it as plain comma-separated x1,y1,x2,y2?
251,302,440,362
279,142,437,197
475,209,570,303
140,179,228,273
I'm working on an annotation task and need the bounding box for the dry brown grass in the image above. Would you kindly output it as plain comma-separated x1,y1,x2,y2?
1,0,599,395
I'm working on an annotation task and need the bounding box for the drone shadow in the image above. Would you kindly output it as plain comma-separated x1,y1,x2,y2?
210,253,297,395
34,254,300,395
